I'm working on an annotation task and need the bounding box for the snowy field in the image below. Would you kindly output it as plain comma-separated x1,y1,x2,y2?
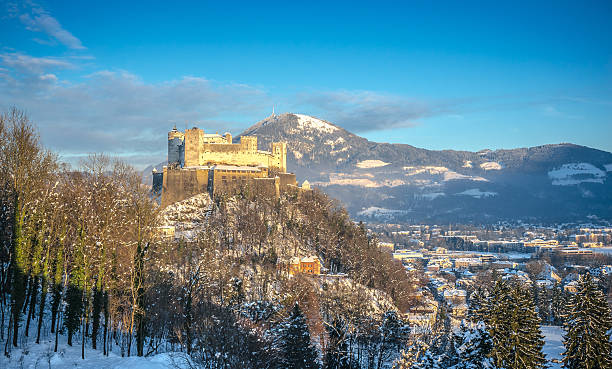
541,325,564,369
548,163,607,185
456,188,498,198
0,336,190,369
357,206,409,219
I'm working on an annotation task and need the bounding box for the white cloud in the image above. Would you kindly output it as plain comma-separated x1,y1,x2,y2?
9,1,86,50
0,52,74,74
296,90,455,132
0,62,270,168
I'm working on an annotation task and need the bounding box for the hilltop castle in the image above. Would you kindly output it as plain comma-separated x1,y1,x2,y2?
155,126,303,207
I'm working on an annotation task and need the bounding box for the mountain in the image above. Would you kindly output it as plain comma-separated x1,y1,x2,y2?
237,113,612,224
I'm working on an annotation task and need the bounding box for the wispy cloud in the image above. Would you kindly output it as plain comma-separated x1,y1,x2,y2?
541,104,581,119
0,52,74,75
295,90,457,132
8,1,86,50
0,60,270,168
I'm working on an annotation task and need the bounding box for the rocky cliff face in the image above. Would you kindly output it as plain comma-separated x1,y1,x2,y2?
237,113,612,224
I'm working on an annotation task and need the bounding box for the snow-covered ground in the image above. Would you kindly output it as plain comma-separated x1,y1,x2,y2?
548,163,607,185
294,114,338,133
419,192,446,200
541,325,565,369
0,337,190,369
357,206,409,219
402,166,488,182
356,159,390,169
456,188,497,198
318,173,405,188
480,161,502,170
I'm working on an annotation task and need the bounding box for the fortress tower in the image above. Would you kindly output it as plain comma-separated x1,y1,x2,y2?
167,126,185,166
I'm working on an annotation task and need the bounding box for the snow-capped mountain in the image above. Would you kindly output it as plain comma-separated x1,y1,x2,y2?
237,113,612,224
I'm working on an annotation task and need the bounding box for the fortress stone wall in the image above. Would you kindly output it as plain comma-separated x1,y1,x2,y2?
159,126,299,207
174,127,287,172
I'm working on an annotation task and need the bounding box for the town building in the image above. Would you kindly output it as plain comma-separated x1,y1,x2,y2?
288,256,322,275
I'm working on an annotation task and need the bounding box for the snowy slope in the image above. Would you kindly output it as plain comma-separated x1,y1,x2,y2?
294,113,339,133
0,337,191,369
548,163,607,185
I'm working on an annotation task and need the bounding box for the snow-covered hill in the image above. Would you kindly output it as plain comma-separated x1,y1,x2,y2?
234,113,612,223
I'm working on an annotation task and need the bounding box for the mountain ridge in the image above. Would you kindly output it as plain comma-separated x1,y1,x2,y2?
235,113,612,224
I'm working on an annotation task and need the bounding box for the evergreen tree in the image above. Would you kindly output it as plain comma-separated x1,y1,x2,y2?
551,283,567,325
324,319,355,369
451,321,497,369
279,303,320,369
506,285,546,369
562,273,612,369
468,287,489,324
392,335,429,369
484,280,546,369
411,350,441,369
376,311,408,369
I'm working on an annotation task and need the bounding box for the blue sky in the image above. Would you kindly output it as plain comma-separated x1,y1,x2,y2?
1,0,611,167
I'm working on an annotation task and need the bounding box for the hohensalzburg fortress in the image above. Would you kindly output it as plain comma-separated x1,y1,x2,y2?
168,127,287,171
156,125,305,207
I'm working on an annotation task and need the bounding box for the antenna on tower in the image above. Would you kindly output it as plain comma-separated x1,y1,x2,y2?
272,105,275,116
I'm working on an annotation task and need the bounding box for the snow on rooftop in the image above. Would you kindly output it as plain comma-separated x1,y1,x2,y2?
294,114,338,133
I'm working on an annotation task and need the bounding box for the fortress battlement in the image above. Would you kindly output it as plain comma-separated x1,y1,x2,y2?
157,126,299,207
168,126,286,172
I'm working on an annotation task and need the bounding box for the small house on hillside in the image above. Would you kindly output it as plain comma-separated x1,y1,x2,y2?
288,256,322,275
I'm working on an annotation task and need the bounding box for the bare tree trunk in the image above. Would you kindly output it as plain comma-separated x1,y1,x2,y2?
54,311,60,352
36,275,47,343
25,276,39,337
103,292,109,355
